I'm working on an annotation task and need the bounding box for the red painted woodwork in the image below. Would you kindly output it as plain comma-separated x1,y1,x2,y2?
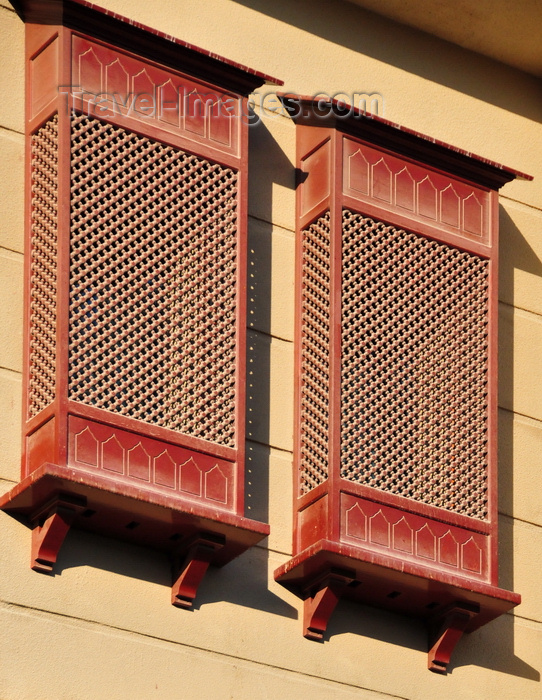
30,494,85,572
339,494,489,580
3,463,269,566
303,569,354,640
1,0,282,607
67,416,236,510
274,95,526,673
342,138,492,245
427,603,479,673
171,534,225,609
69,35,241,157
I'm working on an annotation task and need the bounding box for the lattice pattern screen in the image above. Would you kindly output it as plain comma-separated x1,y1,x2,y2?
300,212,331,494
340,211,489,519
68,114,238,447
28,115,59,417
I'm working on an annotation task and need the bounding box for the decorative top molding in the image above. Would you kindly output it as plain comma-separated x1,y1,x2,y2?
68,36,242,155
278,93,532,191
11,0,283,96
343,139,492,245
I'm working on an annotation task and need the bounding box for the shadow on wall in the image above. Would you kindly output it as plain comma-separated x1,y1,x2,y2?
245,108,295,511
243,109,298,616
45,527,297,619
498,202,542,535
498,203,542,505
232,0,542,123
331,596,540,678
496,204,542,683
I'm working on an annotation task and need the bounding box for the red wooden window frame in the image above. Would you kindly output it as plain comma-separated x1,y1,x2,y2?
274,95,530,672
1,0,282,609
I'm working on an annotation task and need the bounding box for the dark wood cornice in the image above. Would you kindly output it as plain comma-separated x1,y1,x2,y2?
10,0,282,95
279,93,532,190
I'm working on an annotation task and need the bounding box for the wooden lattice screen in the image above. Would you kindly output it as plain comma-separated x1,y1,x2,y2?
1,0,281,610
274,95,526,674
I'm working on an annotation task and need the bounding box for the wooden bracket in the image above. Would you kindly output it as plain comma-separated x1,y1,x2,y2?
171,533,226,609
428,602,480,673
303,568,356,641
30,495,86,573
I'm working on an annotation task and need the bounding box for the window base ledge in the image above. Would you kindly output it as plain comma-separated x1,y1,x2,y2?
274,539,520,673
1,462,269,604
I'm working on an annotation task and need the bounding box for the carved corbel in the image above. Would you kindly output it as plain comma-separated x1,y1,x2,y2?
303,569,356,641
171,533,226,609
30,495,86,573
427,602,479,673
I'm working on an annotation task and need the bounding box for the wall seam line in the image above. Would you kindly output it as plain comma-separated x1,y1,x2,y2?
500,195,542,213
0,123,23,136
248,214,295,236
499,299,542,318
0,598,412,699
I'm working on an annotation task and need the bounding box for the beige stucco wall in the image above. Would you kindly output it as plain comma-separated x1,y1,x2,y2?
1,1,541,698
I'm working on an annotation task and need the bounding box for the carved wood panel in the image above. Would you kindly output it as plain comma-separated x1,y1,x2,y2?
300,140,331,218
340,494,488,580
71,35,240,155
68,416,235,510
343,137,491,245
30,37,59,119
